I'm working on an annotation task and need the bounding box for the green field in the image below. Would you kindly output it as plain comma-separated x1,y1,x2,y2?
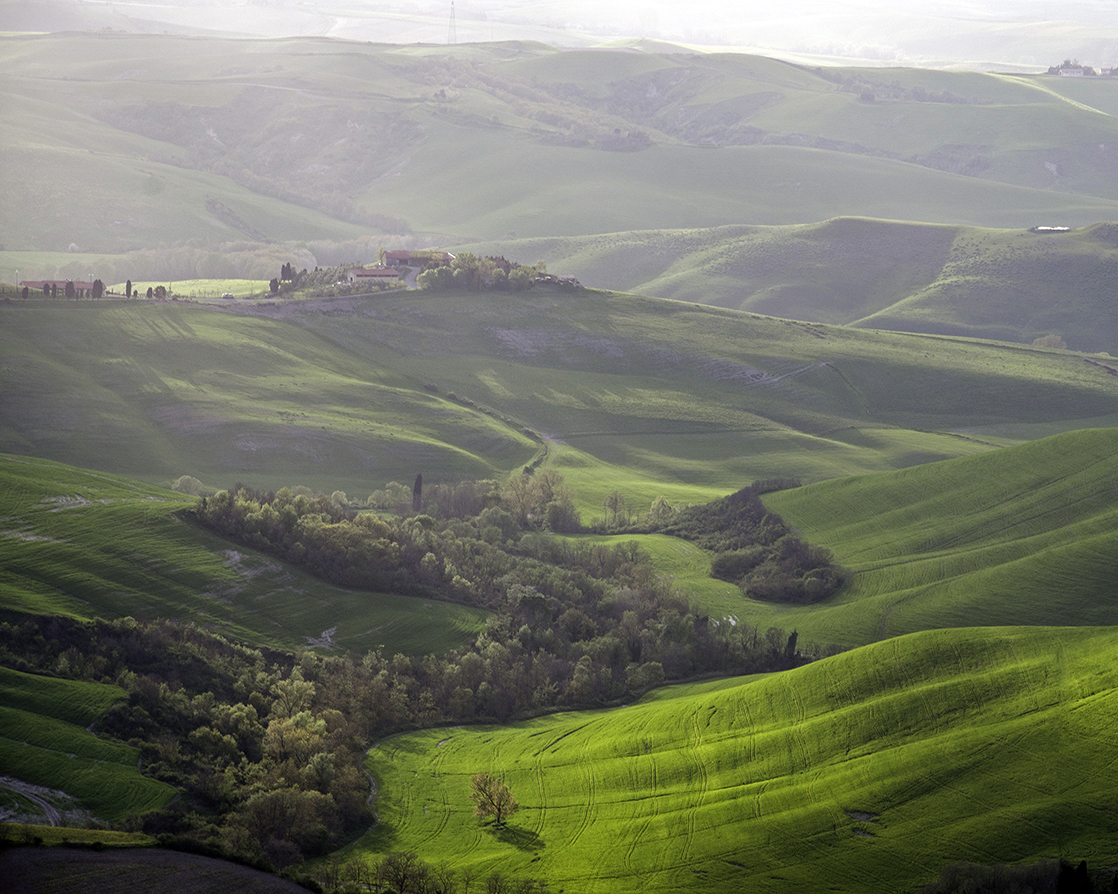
4,290,1117,509
3,24,1118,886
120,279,270,300
459,218,1118,354
0,454,488,654
737,427,1118,645
6,34,1118,263
360,625,1118,893
0,665,175,822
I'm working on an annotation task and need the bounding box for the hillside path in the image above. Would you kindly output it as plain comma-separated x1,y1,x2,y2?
0,777,61,826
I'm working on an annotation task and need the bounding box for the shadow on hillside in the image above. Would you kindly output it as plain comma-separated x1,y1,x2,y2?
487,824,544,852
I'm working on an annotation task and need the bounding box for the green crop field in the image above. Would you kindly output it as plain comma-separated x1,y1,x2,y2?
119,280,270,300
0,665,175,822
459,218,1118,354
4,21,1118,887
359,626,1118,893
0,454,488,654
4,289,1117,508
6,34,1118,264
732,428,1118,646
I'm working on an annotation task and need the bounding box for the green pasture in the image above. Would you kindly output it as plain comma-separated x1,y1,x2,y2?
543,429,1118,648
4,288,1118,503
0,454,488,654
7,35,1118,255
360,626,1118,893
460,218,1118,354
0,666,175,822
365,116,1118,241
118,280,269,300
745,428,1118,645
0,298,539,495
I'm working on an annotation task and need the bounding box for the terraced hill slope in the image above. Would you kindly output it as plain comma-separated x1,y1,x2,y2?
362,625,1118,893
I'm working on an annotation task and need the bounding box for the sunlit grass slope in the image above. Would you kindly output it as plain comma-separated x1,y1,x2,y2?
0,665,176,821
361,625,1118,893
746,428,1118,645
460,218,1118,353
0,298,539,497
0,454,487,654
4,290,1118,507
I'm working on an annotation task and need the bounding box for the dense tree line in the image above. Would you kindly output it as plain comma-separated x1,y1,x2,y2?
416,253,542,292
596,482,846,605
0,473,842,885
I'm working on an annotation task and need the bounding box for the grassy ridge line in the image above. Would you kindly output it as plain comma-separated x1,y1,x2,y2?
361,626,1118,893
458,219,1118,353
0,299,539,496
0,453,489,654
367,121,1118,241
752,428,1118,644
8,35,1118,253
4,290,1118,505
0,666,176,822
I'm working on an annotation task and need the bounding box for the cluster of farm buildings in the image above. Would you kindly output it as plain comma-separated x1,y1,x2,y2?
344,249,455,284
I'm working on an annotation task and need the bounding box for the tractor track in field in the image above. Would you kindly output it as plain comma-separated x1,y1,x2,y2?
679,706,712,865
566,737,598,851
0,777,61,826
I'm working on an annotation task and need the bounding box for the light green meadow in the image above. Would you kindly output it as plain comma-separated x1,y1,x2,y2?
359,626,1118,893
0,454,488,655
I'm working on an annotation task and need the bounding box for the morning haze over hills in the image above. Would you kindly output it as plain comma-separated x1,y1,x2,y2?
2,1,1118,891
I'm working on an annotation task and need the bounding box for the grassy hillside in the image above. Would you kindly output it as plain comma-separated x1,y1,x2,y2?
736,428,1118,645
4,290,1118,511
6,34,1118,258
0,454,488,654
459,218,1118,353
360,625,1118,893
0,665,176,822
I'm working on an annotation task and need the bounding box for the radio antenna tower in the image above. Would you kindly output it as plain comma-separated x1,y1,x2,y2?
448,1,457,44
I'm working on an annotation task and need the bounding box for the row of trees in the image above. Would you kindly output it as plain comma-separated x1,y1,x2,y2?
21,279,107,299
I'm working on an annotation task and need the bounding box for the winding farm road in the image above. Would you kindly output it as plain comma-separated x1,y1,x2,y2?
0,777,61,826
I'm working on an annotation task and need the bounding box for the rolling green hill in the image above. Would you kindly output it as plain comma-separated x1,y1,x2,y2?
4,289,1118,511
0,664,176,822
735,427,1118,645
6,33,1118,261
458,218,1118,353
361,625,1118,893
0,454,488,654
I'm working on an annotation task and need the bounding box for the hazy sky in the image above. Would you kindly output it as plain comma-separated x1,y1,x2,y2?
39,0,1118,68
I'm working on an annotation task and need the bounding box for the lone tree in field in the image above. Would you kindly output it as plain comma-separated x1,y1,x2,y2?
470,772,518,826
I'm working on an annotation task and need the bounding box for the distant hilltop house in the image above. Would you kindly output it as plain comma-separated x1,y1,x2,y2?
383,250,455,268
535,273,582,289
347,266,400,282
1049,59,1114,77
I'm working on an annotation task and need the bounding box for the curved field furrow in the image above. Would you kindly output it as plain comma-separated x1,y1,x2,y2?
357,627,1118,893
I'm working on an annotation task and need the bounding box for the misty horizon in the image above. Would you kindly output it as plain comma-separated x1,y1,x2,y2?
10,0,1118,69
